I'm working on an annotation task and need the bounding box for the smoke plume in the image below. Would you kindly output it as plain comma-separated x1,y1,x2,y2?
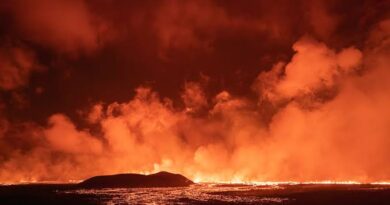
0,0,389,183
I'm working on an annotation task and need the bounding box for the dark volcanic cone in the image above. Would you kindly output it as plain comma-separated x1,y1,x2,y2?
78,171,194,188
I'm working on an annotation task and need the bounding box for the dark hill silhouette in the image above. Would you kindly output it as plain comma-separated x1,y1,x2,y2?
78,171,194,188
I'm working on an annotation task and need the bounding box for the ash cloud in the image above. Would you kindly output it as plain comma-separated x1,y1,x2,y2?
0,45,41,91
3,0,110,55
0,0,389,183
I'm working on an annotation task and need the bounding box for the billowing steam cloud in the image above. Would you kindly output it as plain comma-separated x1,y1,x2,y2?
4,0,110,55
0,46,41,91
0,0,389,183
0,18,389,183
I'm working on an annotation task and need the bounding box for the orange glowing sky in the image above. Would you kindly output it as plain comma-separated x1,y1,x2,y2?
0,0,389,183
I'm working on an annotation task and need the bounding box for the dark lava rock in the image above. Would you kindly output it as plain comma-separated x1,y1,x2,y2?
78,171,194,188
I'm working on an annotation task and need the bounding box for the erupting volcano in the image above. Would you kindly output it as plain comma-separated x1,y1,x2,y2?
0,0,389,204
